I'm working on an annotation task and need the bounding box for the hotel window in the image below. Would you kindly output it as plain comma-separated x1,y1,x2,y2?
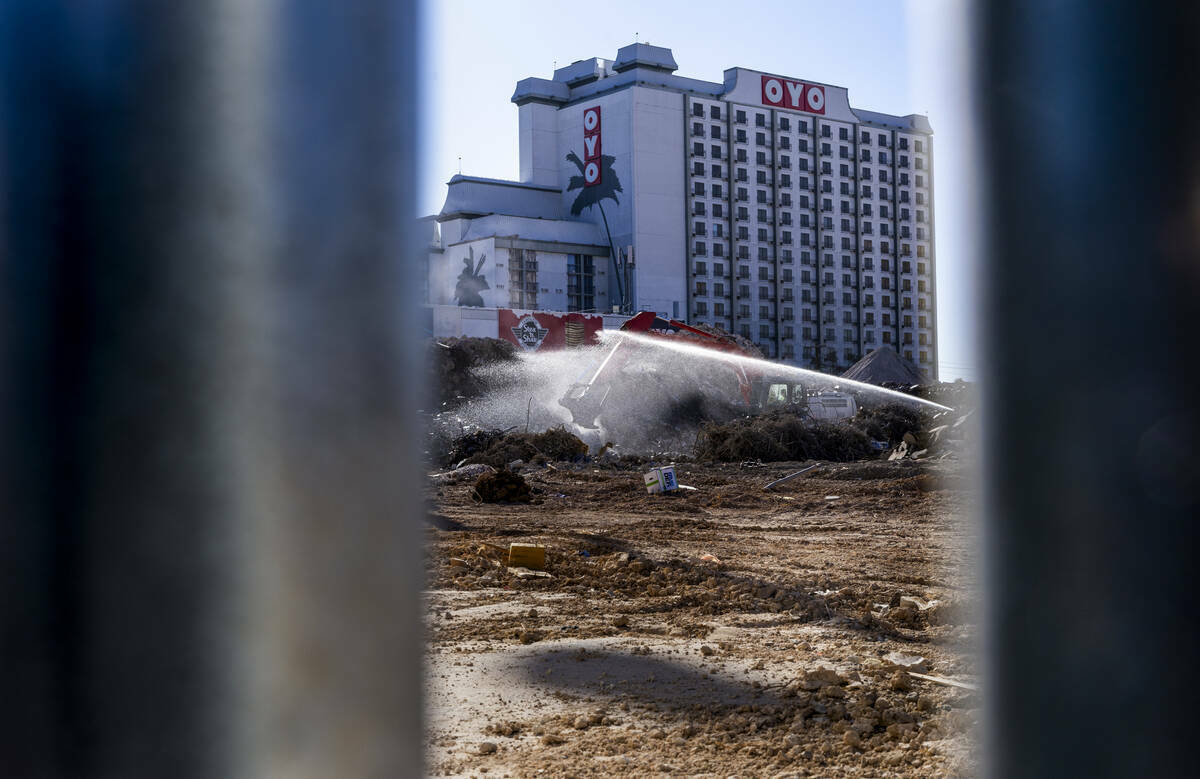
711,125,722,140
755,132,766,145
710,105,721,120
566,254,594,312
692,103,703,117
693,142,703,156
693,161,704,176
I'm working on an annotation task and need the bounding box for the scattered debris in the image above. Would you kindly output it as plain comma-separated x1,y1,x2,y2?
764,462,822,490
508,567,552,580
429,462,496,485
644,465,679,494
908,672,979,691
884,652,930,674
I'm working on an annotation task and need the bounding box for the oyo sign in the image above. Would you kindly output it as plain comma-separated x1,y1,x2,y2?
583,105,601,187
760,75,825,115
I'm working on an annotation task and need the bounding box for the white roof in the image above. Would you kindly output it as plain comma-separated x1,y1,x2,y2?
452,214,607,248
439,175,563,221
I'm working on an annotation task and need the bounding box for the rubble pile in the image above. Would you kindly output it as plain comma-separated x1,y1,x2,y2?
694,402,933,463
471,469,532,503
429,336,518,408
443,426,589,469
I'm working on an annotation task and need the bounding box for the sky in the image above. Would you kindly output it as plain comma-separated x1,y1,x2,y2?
420,0,979,381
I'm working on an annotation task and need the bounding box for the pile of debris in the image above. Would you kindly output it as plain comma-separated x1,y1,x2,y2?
428,336,517,408
471,469,532,503
694,402,947,463
887,408,976,461
440,426,589,469
694,412,876,463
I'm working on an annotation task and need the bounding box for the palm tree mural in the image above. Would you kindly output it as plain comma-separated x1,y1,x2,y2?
453,246,489,307
565,151,625,307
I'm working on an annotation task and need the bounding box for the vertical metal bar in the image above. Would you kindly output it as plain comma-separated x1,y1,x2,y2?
0,2,423,777
977,1,1200,776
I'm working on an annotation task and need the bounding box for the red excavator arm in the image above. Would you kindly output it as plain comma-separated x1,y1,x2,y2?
559,312,761,429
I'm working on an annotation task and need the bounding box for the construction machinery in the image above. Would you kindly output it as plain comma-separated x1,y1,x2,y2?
559,312,856,429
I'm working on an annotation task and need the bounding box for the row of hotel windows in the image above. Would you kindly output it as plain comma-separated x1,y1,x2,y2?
693,277,931,294
693,217,930,238
692,160,929,197
690,200,927,225
689,100,928,150
691,291,931,311
692,259,930,277
686,314,932,347
717,343,932,367
691,240,929,259
688,295,932,327
691,129,927,171
689,190,927,217
689,163,929,198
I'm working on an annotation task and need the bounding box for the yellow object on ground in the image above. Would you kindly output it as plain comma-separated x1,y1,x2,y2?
507,543,545,570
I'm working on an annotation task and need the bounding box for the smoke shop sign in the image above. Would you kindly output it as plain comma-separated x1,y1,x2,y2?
760,75,825,115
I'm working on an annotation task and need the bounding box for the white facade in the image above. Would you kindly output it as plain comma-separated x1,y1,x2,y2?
433,42,937,377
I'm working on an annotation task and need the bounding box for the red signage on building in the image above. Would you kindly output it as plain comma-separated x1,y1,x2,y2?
498,309,605,351
760,75,825,115
583,105,602,186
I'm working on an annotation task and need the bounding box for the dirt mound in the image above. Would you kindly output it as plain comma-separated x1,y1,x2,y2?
694,413,875,463
429,337,518,408
471,469,532,503
444,426,589,469
842,346,928,385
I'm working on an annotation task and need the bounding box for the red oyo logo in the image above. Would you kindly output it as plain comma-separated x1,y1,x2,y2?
760,75,825,115
583,105,602,187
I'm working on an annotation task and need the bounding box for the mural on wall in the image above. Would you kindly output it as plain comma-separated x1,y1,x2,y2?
566,149,623,305
454,246,489,307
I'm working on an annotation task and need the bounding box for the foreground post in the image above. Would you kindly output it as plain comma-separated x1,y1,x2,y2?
0,2,423,776
976,2,1200,776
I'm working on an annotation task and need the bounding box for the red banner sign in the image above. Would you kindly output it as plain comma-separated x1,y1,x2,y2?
583,105,602,186
760,75,825,114
498,309,605,351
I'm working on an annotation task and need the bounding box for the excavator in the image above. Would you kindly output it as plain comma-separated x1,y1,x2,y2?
558,311,856,430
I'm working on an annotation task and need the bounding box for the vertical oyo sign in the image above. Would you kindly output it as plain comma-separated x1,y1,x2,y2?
760,74,825,115
583,105,602,186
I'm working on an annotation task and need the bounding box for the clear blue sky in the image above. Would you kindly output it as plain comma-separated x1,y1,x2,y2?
420,0,979,380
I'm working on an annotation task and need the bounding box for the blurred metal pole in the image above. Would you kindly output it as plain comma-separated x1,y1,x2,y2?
976,1,1200,776
0,2,423,777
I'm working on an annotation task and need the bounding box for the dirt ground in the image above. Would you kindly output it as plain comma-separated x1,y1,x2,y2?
425,459,979,777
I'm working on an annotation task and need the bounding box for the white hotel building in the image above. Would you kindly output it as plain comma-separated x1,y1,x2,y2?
428,43,937,377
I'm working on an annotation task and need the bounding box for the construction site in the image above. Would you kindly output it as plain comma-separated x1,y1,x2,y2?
425,317,978,777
